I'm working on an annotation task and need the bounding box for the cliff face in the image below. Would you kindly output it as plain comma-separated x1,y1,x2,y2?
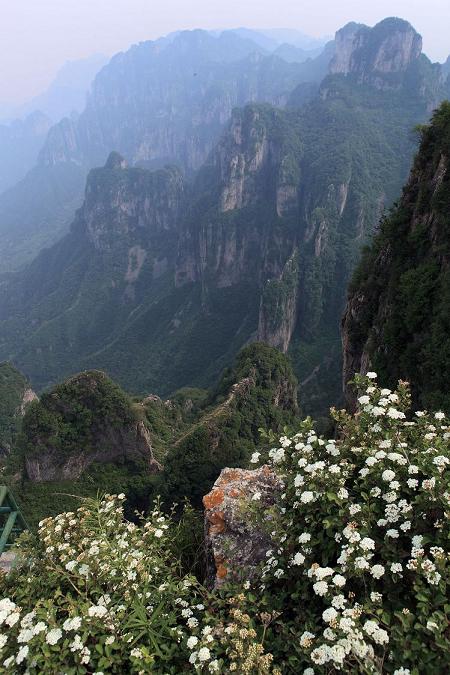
38,31,320,174
0,19,447,417
0,363,37,457
342,102,450,412
0,30,327,275
330,18,422,89
0,111,51,194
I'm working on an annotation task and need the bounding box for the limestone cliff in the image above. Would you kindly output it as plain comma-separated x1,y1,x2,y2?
329,18,422,89
342,102,450,411
0,363,37,457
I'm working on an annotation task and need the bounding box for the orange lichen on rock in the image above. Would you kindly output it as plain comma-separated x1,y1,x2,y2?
208,511,226,535
216,563,228,579
203,488,225,509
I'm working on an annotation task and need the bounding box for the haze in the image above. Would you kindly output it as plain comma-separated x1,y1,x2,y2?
1,0,449,106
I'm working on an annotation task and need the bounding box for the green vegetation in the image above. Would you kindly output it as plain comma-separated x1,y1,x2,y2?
163,343,298,506
0,363,30,455
346,101,450,412
5,345,299,525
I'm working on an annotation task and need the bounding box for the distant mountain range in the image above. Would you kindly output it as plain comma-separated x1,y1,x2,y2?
0,17,448,420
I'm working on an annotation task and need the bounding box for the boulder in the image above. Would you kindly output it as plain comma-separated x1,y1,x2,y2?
203,465,281,587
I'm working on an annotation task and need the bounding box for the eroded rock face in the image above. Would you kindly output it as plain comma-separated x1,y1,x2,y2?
203,466,281,588
329,18,422,89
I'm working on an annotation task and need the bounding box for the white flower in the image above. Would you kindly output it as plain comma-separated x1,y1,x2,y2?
298,533,311,544
358,395,370,405
88,605,108,618
17,628,33,643
322,607,338,623
300,491,314,504
337,488,348,499
65,560,77,572
393,669,411,675
366,372,377,379
209,660,220,673
293,552,305,565
198,647,211,662
332,574,346,587
16,645,29,664
187,636,198,649
412,535,423,548
386,529,399,538
364,620,389,645
154,529,164,538
300,631,315,647
360,537,375,551
390,562,403,573
303,669,315,675
434,412,445,420
46,628,62,645
370,565,385,579
252,491,261,501
250,452,260,463
313,581,328,596
382,469,396,482
63,616,82,631
331,594,346,609
407,478,419,488
355,557,370,570
387,408,405,420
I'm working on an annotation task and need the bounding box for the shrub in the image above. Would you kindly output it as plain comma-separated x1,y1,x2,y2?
250,374,449,673
0,496,275,674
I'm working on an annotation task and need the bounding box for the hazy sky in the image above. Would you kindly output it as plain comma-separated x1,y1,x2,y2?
1,0,449,105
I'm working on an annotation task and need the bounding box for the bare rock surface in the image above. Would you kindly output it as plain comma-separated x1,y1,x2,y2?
203,465,281,587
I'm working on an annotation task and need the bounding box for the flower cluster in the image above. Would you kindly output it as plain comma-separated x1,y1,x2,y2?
0,495,215,673
253,375,449,673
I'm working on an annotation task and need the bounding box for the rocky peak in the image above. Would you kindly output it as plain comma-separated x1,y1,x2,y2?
16,370,161,482
104,151,128,170
329,17,422,87
79,160,184,252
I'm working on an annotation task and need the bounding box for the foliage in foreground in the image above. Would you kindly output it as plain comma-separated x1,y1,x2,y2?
251,374,450,673
0,375,449,673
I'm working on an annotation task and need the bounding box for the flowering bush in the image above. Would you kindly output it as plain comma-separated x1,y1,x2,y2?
250,374,449,673
0,495,277,673
0,374,448,674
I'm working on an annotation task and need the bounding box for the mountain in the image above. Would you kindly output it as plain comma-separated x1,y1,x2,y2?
0,18,446,420
342,101,450,412
12,54,109,123
0,362,37,457
0,30,331,275
442,56,450,79
7,344,297,524
0,111,51,194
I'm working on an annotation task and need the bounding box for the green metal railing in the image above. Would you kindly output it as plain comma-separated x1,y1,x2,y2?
0,486,28,555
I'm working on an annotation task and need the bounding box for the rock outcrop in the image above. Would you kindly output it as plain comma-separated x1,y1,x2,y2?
0,363,37,457
329,18,422,89
203,466,281,587
16,370,161,482
0,19,447,418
